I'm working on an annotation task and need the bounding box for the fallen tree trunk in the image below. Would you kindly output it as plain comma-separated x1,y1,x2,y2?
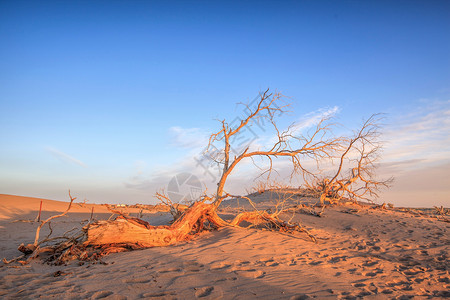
84,201,315,250
13,196,316,265
85,202,222,248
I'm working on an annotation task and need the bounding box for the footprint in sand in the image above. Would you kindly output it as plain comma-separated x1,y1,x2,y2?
140,263,154,269
402,284,414,291
124,277,154,284
402,268,424,276
353,282,366,287
210,261,232,270
158,267,182,274
328,256,347,263
371,245,383,251
362,260,378,267
214,276,237,283
234,260,251,266
183,261,204,272
365,268,383,277
414,277,425,283
141,291,176,298
257,258,279,267
90,290,114,299
356,288,372,297
235,269,265,279
386,279,409,287
289,294,310,300
381,288,393,294
195,286,214,298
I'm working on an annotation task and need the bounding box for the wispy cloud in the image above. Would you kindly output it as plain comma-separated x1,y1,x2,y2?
168,126,209,149
290,106,340,135
45,147,87,168
255,106,340,150
382,99,450,171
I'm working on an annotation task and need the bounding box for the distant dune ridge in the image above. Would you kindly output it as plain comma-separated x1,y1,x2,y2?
0,194,102,220
0,193,449,299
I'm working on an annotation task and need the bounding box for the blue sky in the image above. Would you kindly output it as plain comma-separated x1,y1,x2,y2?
0,1,449,206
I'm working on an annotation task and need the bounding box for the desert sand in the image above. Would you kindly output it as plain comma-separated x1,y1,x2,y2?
0,193,449,299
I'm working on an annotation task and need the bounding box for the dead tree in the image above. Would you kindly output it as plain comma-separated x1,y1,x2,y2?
304,115,393,205
82,90,342,249
12,89,391,263
206,89,341,208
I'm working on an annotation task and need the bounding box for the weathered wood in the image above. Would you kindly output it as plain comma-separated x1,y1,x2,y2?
83,201,311,249
85,202,221,248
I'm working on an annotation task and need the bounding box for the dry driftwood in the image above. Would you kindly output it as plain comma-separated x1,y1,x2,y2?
85,201,316,249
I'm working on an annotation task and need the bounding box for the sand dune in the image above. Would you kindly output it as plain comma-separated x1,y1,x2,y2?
0,193,448,299
0,194,111,220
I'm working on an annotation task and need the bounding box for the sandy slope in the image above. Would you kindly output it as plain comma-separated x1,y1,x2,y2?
0,193,448,299
0,194,110,220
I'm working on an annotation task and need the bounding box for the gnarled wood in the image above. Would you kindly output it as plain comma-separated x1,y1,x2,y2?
83,201,315,249
85,202,220,248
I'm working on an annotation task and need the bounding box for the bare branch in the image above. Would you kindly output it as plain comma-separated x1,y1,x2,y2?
33,190,76,246
209,90,342,208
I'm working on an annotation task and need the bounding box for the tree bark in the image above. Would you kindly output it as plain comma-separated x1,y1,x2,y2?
85,202,221,248
83,201,302,249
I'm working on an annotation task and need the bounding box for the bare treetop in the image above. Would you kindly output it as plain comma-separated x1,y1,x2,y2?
206,89,376,207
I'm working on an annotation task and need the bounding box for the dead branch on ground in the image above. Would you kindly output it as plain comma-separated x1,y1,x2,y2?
155,190,189,222
31,191,75,248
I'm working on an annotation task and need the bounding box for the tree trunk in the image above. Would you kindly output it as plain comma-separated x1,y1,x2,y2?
83,201,295,249
85,202,223,248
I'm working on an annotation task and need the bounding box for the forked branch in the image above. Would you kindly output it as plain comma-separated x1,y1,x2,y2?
33,190,76,246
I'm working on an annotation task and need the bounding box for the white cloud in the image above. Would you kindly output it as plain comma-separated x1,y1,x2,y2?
290,106,340,135
168,126,209,149
45,147,87,168
382,99,450,171
253,106,341,150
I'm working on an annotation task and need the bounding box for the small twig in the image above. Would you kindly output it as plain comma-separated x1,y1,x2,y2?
2,255,26,265
43,222,53,241
106,205,129,218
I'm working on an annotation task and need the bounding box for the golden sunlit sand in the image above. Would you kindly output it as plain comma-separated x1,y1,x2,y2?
1,92,448,300
0,193,448,299
2,0,450,298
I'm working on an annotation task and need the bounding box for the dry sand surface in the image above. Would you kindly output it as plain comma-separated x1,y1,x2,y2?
0,193,449,299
